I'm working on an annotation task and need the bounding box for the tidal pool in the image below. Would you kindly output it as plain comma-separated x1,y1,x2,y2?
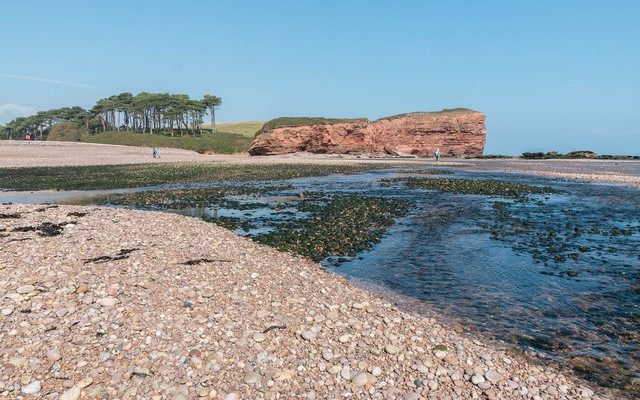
3,166,638,395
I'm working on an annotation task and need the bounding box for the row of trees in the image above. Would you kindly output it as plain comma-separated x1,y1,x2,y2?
1,92,222,139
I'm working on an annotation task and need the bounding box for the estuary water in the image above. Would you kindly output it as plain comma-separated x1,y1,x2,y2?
3,166,639,395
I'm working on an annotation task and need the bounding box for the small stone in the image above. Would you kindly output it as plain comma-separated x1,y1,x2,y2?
1,307,14,316
201,289,214,298
478,382,491,390
76,283,89,294
22,381,41,394
46,349,62,362
471,375,485,385
480,352,492,361
17,285,35,294
60,387,81,400
485,369,503,383
273,369,294,381
371,367,382,377
252,332,266,342
351,372,369,386
352,302,366,310
243,371,261,385
385,344,400,355
338,334,350,343
301,330,317,341
434,350,447,359
98,297,117,307
250,272,259,279
224,393,239,400
581,387,594,398
322,351,333,361
403,393,420,400
77,377,94,388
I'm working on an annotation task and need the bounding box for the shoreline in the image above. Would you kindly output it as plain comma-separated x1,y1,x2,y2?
0,204,614,399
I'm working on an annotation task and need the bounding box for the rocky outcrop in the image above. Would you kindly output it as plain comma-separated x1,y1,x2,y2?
249,109,486,157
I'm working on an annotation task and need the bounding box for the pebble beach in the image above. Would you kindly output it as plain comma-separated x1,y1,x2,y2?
2,141,636,399
0,204,612,399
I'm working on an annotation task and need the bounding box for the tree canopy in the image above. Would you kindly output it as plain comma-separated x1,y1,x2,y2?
0,92,222,140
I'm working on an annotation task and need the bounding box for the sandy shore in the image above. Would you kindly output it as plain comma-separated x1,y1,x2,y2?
2,141,639,187
1,141,637,398
0,204,611,399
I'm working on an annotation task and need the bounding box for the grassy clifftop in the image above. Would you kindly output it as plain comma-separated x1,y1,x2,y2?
256,117,370,137
256,109,479,136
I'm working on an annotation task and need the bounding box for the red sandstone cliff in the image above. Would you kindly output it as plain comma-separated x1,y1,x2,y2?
248,109,486,157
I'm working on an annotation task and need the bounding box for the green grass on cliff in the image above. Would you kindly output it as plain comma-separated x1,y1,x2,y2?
211,122,265,138
377,108,479,122
256,117,370,136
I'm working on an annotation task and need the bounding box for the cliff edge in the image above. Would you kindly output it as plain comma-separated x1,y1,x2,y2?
248,109,486,157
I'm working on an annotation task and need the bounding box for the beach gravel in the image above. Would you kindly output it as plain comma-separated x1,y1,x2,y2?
0,204,612,399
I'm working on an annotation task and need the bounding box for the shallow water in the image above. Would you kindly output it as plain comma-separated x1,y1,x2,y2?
2,166,639,394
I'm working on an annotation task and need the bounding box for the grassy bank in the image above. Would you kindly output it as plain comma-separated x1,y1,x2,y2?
84,130,253,154
214,122,265,138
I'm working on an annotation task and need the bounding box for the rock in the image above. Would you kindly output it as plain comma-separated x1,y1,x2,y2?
352,302,366,310
338,334,350,343
485,369,503,383
351,372,369,386
77,377,94,388
17,285,35,294
1,307,14,316
385,344,400,355
581,387,594,398
250,272,259,279
243,371,261,385
75,283,89,294
471,375,485,385
249,110,486,157
46,349,62,362
478,382,491,390
224,393,239,400
273,369,294,381
403,392,421,400
60,387,81,400
252,332,266,342
301,330,317,341
371,367,382,377
97,297,117,307
21,380,41,394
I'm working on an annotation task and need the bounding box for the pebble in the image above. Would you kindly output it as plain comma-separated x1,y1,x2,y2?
252,332,266,342
471,375,486,385
338,334,350,343
371,367,382,377
224,393,239,400
243,371,261,384
485,369,503,383
1,307,14,316
77,377,94,388
385,344,400,355
60,387,81,400
301,330,317,340
21,381,41,394
351,372,369,386
403,393,421,400
16,284,35,294
97,297,117,307
46,349,62,362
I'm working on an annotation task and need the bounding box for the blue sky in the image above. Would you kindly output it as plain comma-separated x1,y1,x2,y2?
1,0,638,155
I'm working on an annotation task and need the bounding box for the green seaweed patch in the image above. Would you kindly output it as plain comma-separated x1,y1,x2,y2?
252,195,408,262
401,178,560,197
0,163,384,191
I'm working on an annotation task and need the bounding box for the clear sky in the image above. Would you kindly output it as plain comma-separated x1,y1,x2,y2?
1,0,638,155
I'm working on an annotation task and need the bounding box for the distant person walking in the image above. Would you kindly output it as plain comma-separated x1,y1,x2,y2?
156,148,161,159
152,147,157,158
435,148,441,161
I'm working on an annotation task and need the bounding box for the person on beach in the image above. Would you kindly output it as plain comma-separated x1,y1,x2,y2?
152,147,157,158
435,148,441,161
156,147,161,159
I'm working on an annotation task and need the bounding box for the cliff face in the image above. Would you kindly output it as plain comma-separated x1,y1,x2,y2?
249,109,486,157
